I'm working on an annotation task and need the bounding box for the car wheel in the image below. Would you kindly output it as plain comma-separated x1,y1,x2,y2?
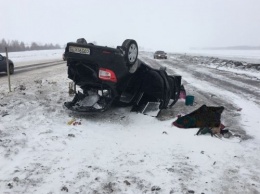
9,64,14,74
122,39,138,67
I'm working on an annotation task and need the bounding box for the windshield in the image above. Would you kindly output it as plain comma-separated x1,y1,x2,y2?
155,51,165,54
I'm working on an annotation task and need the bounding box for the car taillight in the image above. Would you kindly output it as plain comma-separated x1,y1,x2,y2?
99,68,117,83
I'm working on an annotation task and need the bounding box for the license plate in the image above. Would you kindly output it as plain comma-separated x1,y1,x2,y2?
69,46,90,55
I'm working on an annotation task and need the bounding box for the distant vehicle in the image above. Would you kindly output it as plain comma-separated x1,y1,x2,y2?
0,54,14,74
154,51,167,59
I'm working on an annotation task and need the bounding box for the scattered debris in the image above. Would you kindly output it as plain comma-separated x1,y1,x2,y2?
19,85,26,90
124,180,131,186
68,82,75,95
68,134,75,138
1,112,9,117
172,105,224,128
73,121,81,126
13,177,19,182
67,118,76,125
151,186,161,191
67,118,81,126
179,85,186,99
7,183,13,189
61,186,69,192
34,79,43,84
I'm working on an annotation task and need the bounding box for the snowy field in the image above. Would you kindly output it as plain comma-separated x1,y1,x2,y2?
0,49,260,194
177,49,260,64
0,49,64,67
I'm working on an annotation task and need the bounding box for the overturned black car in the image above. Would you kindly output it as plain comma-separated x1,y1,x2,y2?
64,38,181,115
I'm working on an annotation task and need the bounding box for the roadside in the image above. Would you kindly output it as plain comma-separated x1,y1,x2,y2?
0,49,64,68
0,51,259,193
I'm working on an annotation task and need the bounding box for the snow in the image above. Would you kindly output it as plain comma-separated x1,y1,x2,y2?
168,53,260,80
0,49,64,67
0,49,260,193
178,49,260,64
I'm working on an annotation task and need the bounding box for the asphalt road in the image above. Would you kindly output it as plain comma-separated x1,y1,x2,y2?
0,60,65,79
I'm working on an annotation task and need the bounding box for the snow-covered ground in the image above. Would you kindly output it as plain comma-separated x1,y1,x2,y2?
0,49,260,193
167,53,260,80
0,49,64,67
176,49,260,64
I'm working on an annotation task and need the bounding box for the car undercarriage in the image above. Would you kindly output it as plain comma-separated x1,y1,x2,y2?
64,38,182,116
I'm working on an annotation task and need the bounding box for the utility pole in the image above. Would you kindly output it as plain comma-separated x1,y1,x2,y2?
5,47,11,92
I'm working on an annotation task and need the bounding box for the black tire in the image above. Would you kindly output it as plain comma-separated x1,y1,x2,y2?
9,64,14,75
122,39,138,67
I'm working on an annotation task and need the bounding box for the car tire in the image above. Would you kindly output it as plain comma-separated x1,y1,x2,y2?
122,39,138,67
9,64,14,74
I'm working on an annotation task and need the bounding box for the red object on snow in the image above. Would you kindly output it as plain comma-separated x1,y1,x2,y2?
220,123,225,130
179,90,186,99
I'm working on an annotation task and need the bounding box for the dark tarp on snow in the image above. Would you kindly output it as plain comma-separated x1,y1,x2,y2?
172,105,224,128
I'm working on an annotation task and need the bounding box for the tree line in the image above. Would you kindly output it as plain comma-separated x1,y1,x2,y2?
0,39,61,52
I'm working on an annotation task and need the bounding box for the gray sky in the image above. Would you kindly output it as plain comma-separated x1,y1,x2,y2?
1,0,260,52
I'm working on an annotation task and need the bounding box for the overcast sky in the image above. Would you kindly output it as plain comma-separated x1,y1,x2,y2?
1,0,260,52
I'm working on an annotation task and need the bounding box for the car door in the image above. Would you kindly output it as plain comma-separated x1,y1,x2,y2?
0,54,8,72
0,54,4,66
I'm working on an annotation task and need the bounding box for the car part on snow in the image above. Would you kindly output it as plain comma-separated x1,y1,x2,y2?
64,38,182,115
141,102,161,117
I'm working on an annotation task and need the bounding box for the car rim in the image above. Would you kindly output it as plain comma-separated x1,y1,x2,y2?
128,43,137,63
